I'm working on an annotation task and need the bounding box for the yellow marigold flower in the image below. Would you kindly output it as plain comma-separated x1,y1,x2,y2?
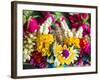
74,38,80,48
37,34,54,56
64,37,80,48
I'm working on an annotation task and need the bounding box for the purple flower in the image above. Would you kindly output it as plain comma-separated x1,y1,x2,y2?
62,49,70,58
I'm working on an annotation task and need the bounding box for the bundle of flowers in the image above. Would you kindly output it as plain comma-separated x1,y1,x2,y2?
23,11,91,69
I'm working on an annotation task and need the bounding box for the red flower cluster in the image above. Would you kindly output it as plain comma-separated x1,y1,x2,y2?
80,38,91,55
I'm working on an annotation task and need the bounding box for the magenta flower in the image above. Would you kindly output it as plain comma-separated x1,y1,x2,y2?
81,13,89,20
30,51,47,68
41,11,55,23
36,11,55,29
68,13,90,30
84,43,91,55
81,23,90,36
68,13,90,36
68,13,82,29
36,12,50,25
27,17,39,33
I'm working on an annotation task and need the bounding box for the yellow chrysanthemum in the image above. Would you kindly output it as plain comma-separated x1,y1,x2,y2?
37,34,54,56
64,37,80,48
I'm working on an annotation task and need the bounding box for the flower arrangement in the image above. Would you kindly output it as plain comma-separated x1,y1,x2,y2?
23,11,91,69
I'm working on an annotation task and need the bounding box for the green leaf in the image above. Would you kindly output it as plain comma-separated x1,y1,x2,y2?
33,15,40,18
54,12,62,20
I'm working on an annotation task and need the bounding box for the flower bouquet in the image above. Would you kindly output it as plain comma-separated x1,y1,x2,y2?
23,11,91,69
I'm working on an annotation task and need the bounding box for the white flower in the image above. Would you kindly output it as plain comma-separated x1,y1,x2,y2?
76,26,83,38
39,16,53,34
